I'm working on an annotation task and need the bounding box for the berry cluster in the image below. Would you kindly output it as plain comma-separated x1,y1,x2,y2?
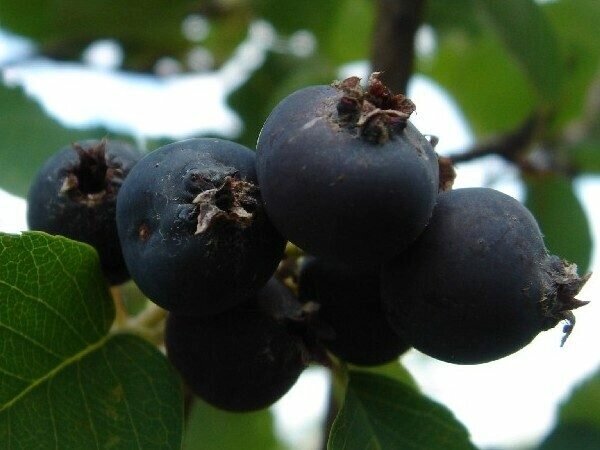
27,74,590,412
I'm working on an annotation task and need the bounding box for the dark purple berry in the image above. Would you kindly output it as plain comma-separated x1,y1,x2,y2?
256,73,439,264
299,256,410,366
381,188,590,364
116,138,285,316
27,139,141,285
165,279,307,412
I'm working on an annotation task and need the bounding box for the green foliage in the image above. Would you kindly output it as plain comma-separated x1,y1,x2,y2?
319,0,374,65
425,0,480,36
184,399,284,450
420,32,536,136
524,174,592,272
328,372,477,450
477,0,563,101
571,140,600,174
253,0,337,43
538,424,600,450
0,232,183,449
538,367,600,449
421,0,568,136
0,84,104,197
0,0,193,70
557,366,600,428
351,360,417,390
203,7,252,68
544,0,600,131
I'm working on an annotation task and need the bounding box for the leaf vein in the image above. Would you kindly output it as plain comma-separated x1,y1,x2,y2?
0,279,90,347
77,361,100,450
102,345,143,449
0,334,110,413
45,243,103,339
0,321,63,360
46,377,58,450
0,366,31,383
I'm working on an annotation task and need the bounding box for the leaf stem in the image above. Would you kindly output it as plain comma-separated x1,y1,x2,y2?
127,302,167,329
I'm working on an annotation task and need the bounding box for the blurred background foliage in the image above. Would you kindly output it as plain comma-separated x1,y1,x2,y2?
0,0,598,449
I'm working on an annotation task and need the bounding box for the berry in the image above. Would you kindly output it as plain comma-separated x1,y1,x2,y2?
27,139,141,285
165,278,307,412
256,73,439,264
381,188,590,364
116,138,285,316
298,256,410,366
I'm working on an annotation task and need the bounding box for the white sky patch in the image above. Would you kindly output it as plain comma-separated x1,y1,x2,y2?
0,189,27,233
82,39,124,70
1,20,275,141
271,367,330,449
3,60,240,140
0,28,33,64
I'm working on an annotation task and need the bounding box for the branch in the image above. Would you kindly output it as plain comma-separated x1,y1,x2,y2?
371,0,426,94
448,114,542,164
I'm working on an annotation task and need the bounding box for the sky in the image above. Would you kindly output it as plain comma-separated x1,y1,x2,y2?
1,22,599,450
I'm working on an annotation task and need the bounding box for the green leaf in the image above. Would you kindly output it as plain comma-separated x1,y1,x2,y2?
538,367,600,449
524,174,593,273
419,32,536,136
558,366,600,428
253,0,337,42
570,139,600,174
477,0,563,100
425,0,481,37
227,52,293,148
321,0,374,65
0,83,107,197
544,0,600,131
351,360,417,390
203,8,252,68
328,372,477,450
184,398,284,450
538,423,600,450
0,0,193,71
0,232,183,449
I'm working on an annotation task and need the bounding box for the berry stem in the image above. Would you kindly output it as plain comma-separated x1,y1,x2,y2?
128,302,168,329
110,286,129,327
110,300,167,347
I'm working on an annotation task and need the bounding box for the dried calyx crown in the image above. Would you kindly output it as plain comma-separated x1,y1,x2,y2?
192,176,259,234
60,139,124,207
540,255,591,346
333,72,416,144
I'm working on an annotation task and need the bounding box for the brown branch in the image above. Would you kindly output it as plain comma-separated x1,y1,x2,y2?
371,0,426,94
448,114,542,165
